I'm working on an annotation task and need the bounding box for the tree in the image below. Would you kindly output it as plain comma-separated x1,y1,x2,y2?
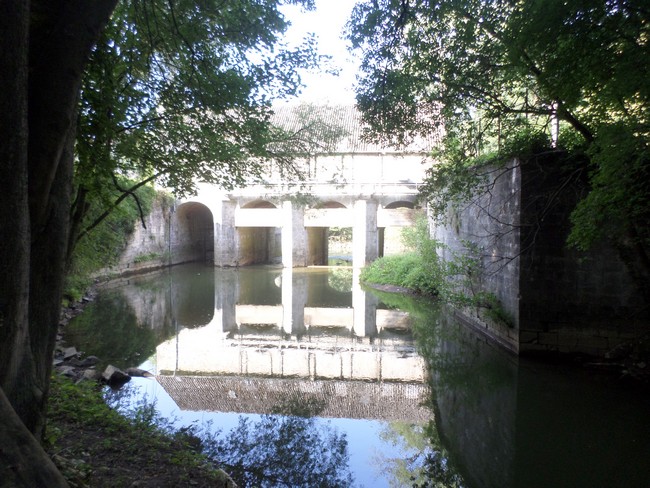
0,0,321,484
0,2,118,484
347,0,650,299
69,0,323,261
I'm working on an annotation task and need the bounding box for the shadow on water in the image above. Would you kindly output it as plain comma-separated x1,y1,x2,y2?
370,288,650,488
68,264,650,488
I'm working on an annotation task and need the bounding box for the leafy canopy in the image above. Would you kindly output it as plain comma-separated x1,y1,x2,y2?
347,0,649,255
72,0,324,253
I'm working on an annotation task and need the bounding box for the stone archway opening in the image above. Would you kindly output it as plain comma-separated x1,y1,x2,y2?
307,201,351,266
237,200,281,266
172,202,214,264
379,201,417,257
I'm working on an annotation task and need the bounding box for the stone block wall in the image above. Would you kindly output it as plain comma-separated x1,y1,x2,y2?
435,160,522,353
435,155,647,357
516,156,644,356
100,194,174,277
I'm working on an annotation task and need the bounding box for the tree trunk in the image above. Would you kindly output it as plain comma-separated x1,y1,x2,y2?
0,0,35,431
0,388,69,488
10,0,117,438
0,0,118,475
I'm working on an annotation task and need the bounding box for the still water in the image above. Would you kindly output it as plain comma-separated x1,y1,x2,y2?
66,263,650,488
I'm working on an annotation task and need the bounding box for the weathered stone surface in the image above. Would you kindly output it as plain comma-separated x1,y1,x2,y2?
435,156,647,358
102,365,131,387
125,367,153,378
62,346,78,360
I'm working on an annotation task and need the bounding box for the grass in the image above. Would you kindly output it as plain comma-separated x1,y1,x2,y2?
360,253,440,296
46,375,234,488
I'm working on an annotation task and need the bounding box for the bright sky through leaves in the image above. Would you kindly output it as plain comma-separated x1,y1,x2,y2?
282,0,359,103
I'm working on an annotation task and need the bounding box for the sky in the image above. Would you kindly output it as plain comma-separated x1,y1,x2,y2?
281,0,360,104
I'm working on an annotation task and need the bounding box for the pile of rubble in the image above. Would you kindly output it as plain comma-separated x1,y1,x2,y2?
53,291,152,388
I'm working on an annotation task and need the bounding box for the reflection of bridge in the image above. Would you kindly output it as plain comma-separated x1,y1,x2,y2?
155,268,426,383
168,105,434,268
157,376,430,422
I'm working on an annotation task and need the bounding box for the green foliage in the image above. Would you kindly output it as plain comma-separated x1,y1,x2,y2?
363,218,513,324
65,179,157,299
78,0,322,197
361,253,438,295
362,217,447,296
568,125,650,252
329,226,352,242
132,252,163,264
348,0,650,294
69,0,328,275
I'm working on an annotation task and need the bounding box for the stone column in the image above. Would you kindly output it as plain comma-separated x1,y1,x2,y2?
214,200,238,267
352,199,379,268
281,200,307,267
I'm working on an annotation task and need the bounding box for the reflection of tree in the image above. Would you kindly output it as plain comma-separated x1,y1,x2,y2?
65,291,165,369
328,267,353,294
376,421,465,488
208,395,353,488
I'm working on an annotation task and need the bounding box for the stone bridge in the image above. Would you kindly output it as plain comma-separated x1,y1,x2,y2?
169,105,434,268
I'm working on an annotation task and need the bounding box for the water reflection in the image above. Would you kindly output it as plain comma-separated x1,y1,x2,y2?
67,264,431,487
67,264,650,488
206,396,354,488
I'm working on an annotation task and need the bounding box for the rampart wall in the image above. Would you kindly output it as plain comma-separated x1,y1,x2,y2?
435,156,646,357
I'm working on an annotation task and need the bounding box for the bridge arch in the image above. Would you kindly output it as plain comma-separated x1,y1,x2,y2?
172,202,214,264
378,200,423,257
237,200,281,266
305,201,351,266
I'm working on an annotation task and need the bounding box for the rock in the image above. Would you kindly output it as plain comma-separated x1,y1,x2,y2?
102,365,131,387
57,366,78,378
125,367,154,378
68,355,99,368
63,346,79,360
81,369,102,382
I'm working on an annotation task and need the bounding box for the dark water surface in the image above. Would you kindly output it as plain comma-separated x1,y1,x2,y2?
66,263,650,487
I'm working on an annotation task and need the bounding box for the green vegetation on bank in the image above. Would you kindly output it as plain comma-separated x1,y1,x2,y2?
46,375,232,488
361,218,514,328
361,218,446,297
64,180,160,302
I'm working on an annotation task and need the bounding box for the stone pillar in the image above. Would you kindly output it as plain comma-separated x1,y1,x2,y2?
281,200,307,267
215,200,238,267
352,199,379,268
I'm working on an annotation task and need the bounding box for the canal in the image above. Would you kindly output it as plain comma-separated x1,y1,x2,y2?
65,263,650,487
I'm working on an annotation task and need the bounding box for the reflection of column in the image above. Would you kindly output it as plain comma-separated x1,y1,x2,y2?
215,199,238,266
281,268,307,336
215,268,238,333
281,267,293,334
292,270,307,337
352,268,378,337
352,199,378,268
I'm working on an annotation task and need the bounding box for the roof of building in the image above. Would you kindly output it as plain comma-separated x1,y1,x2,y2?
271,103,441,154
